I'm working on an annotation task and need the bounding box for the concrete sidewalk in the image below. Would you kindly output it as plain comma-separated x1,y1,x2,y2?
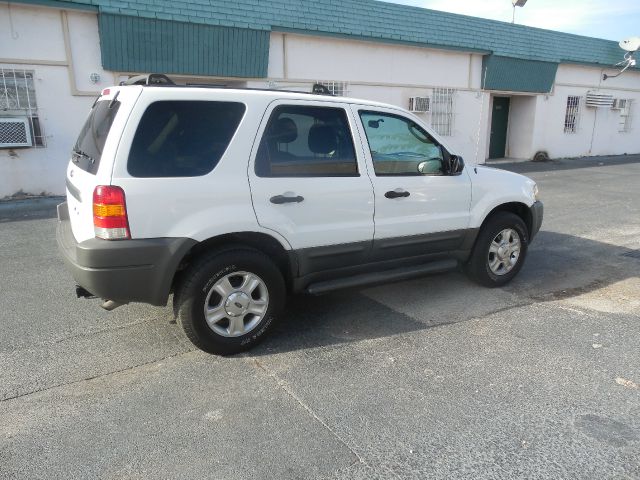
0,196,64,222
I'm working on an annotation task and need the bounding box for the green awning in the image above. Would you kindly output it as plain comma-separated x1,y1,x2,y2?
98,14,269,78
482,55,558,93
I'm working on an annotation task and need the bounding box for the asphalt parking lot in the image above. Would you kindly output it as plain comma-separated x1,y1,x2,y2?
1,155,639,479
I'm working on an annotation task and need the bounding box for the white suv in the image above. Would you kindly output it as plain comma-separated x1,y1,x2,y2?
57,75,543,355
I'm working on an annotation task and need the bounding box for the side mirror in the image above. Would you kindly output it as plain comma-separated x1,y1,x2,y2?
449,155,464,175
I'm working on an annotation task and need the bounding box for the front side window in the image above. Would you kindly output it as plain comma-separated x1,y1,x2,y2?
255,105,358,177
128,101,245,178
359,111,444,176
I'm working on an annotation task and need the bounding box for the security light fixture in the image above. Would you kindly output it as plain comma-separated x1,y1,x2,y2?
511,0,528,23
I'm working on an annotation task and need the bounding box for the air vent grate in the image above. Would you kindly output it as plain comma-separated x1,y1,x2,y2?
586,91,614,108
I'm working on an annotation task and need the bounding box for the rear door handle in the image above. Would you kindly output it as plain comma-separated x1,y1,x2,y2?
270,194,304,204
385,190,410,199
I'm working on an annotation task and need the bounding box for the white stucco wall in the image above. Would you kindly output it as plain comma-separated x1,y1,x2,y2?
530,65,640,158
0,3,106,197
506,95,537,159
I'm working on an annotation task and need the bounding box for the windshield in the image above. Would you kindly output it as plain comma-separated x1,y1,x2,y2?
73,99,121,174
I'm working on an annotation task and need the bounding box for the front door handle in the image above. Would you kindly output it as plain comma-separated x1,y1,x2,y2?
270,194,304,204
385,190,410,199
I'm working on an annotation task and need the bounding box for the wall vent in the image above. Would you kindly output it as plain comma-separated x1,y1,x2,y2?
409,96,430,113
585,91,614,108
0,117,33,148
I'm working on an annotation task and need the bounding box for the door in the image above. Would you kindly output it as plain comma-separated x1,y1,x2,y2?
489,97,510,159
353,107,472,260
249,101,375,275
66,87,141,242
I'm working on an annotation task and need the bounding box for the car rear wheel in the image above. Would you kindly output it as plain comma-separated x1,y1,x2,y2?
175,248,285,355
467,212,529,288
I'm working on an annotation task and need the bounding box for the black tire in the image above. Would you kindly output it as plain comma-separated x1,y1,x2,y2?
466,212,529,288
175,248,286,355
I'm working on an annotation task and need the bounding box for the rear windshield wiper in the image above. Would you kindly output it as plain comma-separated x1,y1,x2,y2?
72,149,94,164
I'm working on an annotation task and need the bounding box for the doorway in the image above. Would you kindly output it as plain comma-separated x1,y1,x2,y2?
489,97,510,159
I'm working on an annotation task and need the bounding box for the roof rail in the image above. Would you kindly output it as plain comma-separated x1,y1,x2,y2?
119,74,175,86
118,74,337,97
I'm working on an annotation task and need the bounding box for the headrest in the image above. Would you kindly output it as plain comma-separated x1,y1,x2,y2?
268,117,298,144
308,125,337,154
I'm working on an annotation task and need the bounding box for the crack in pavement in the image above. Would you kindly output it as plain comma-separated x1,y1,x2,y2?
0,348,195,403
250,358,399,478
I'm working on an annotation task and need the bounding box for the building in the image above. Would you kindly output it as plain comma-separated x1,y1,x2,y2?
1,0,638,197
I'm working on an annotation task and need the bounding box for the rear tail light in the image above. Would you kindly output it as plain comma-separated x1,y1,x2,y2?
93,185,130,240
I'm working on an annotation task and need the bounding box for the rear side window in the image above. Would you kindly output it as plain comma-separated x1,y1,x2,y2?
255,105,358,177
73,100,121,175
128,101,245,178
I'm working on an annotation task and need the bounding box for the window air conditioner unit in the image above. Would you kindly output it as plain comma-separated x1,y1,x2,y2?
0,117,33,147
612,98,628,110
585,91,614,108
409,96,430,113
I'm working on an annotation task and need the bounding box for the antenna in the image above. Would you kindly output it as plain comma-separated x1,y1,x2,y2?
603,37,639,80
619,36,640,53
511,0,527,24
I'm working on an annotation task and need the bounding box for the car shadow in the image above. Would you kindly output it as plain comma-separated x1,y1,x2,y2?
248,230,639,356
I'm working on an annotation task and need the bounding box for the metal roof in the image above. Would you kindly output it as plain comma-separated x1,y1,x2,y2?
20,0,625,65
16,0,627,74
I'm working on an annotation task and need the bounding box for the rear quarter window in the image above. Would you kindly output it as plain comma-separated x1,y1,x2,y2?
73,100,121,175
127,101,246,178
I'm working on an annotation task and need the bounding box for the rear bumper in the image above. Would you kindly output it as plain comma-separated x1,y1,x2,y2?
530,200,543,241
56,202,196,306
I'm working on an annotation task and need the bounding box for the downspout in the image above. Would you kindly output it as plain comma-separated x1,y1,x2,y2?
474,65,489,164
60,10,98,96
588,68,605,154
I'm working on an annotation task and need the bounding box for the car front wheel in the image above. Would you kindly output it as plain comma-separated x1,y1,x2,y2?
467,212,529,287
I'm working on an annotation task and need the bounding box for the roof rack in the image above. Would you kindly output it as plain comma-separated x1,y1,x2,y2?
119,73,175,86
311,83,332,95
118,74,336,96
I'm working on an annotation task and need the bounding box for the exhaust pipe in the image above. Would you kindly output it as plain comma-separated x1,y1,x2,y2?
101,299,128,311
76,285,96,299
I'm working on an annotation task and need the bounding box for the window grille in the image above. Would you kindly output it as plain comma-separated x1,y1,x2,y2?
619,99,633,133
564,96,582,134
431,87,455,136
316,81,349,97
0,68,45,147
